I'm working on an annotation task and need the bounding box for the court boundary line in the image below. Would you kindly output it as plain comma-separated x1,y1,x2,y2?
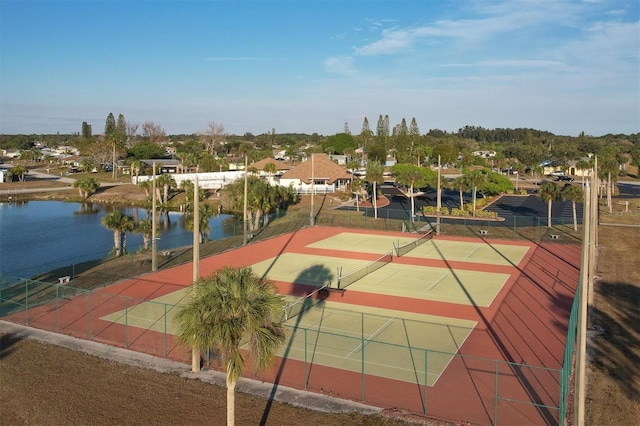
346,316,395,358
430,320,479,387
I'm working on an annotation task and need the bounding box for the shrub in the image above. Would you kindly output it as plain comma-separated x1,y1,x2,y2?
421,206,449,215
480,172,514,195
450,208,469,217
475,210,498,219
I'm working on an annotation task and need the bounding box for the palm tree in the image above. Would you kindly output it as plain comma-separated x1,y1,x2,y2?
561,184,583,231
134,218,154,251
72,177,100,199
101,210,135,256
392,163,434,222
80,158,96,173
538,182,561,228
351,177,365,212
130,159,145,184
155,173,176,206
184,203,216,243
8,165,28,182
175,266,286,426
598,151,620,213
452,174,471,210
365,161,384,219
262,162,277,184
465,170,486,216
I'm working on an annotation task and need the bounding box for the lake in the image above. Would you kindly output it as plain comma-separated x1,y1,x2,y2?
0,200,237,282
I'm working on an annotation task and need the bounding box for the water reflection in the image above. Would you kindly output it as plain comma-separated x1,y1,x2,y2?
0,200,236,281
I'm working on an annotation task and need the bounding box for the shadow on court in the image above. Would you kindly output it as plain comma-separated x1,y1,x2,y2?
260,265,334,425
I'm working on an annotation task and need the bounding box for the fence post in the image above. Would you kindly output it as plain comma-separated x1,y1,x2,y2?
25,280,29,326
424,349,428,415
164,303,168,358
88,290,92,340
125,297,129,348
304,328,308,389
56,283,60,332
361,311,365,402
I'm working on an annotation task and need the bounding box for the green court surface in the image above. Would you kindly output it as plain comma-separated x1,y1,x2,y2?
307,232,416,255
279,300,476,386
101,288,191,335
249,253,386,287
345,263,510,307
404,239,529,266
309,232,529,266
250,252,509,307
102,289,476,386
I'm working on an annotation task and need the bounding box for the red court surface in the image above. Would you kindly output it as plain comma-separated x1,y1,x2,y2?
5,226,580,425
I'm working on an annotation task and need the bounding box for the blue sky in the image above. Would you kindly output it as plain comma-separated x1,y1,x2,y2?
1,0,638,137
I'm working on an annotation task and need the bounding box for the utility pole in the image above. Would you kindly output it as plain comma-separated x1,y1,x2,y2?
243,155,248,245
588,158,598,328
436,155,442,236
191,171,200,373
575,179,591,425
151,162,157,272
310,153,315,226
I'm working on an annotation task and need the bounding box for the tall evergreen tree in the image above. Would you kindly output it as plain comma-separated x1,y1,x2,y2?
105,113,118,178
409,118,420,157
360,117,373,156
116,114,127,146
394,118,410,161
375,114,389,148
81,121,92,139
104,113,116,138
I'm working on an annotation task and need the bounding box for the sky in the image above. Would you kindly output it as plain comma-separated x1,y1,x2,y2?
0,0,638,138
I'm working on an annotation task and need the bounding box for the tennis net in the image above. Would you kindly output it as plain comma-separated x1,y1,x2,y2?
394,229,434,257
281,284,330,322
337,251,393,290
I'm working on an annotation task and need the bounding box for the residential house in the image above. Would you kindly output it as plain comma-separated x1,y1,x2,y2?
472,150,496,158
250,157,292,185
279,153,352,194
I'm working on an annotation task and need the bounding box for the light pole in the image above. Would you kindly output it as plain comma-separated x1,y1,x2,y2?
151,162,157,271
310,153,315,226
436,155,442,236
191,171,200,373
243,155,248,245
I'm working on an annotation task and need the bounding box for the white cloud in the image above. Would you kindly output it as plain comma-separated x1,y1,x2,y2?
353,1,582,56
324,55,357,76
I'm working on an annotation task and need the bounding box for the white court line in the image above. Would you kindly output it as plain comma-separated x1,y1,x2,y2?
430,320,478,387
288,311,336,339
346,317,395,357
465,245,482,259
422,273,449,294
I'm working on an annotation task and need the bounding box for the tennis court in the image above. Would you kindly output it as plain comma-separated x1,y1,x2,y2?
6,224,575,425
101,229,518,385
101,287,476,386
249,251,510,306
309,232,529,266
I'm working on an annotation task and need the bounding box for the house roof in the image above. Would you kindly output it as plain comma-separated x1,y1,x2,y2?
281,153,352,184
251,157,292,172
